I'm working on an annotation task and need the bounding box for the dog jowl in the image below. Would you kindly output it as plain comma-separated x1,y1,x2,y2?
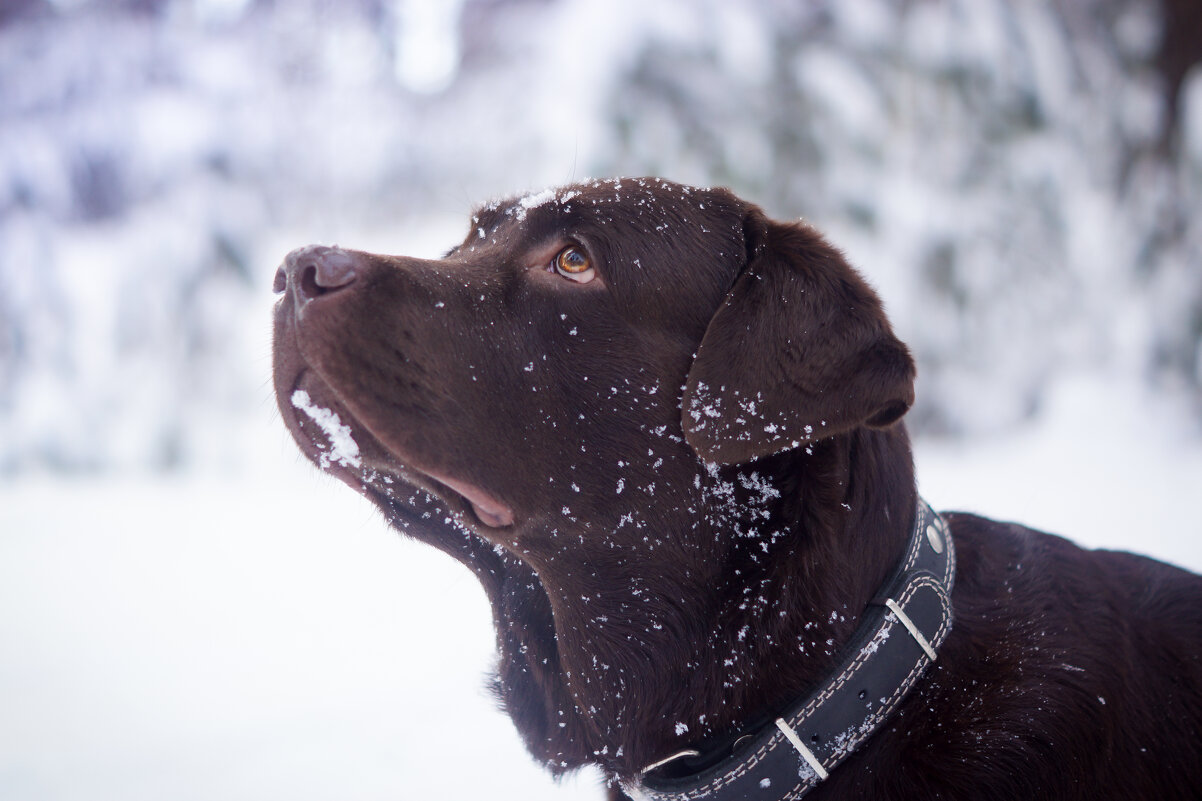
273,178,1202,800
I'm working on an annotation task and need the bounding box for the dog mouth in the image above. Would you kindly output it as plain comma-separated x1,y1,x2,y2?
281,370,515,530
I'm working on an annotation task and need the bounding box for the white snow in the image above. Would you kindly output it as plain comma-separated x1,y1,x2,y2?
860,619,893,659
392,0,465,94
0,412,603,801
2,374,1197,800
514,188,560,221
914,374,1202,572
290,390,362,470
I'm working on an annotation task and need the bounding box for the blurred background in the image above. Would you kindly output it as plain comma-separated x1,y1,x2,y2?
1,0,1200,799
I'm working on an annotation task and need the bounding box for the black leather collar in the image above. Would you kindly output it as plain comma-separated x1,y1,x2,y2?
631,498,955,801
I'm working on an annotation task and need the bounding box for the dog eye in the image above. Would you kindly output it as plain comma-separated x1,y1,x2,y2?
552,246,595,283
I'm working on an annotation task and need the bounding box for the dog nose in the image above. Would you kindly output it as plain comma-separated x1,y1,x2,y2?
276,245,358,302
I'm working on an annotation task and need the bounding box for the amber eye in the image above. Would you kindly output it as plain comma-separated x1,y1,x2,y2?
553,245,595,282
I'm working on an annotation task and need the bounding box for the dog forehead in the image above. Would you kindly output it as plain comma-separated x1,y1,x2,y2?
470,178,720,241
452,179,750,332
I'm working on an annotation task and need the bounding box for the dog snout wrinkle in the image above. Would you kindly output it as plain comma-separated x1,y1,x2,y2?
281,245,359,303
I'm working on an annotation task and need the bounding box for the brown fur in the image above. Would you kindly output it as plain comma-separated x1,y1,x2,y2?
272,178,1202,799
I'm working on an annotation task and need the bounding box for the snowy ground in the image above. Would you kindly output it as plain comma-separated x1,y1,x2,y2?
0,426,607,800
2,374,1199,801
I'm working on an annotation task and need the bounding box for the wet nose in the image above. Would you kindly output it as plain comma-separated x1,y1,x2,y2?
274,245,358,302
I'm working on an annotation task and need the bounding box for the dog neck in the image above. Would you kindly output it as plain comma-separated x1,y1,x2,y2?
490,426,920,782
632,496,953,800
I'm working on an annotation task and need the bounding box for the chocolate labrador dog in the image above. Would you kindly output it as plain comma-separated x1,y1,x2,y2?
272,178,1202,800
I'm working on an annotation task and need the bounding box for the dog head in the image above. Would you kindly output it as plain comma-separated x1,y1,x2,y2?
273,178,912,549
271,178,916,772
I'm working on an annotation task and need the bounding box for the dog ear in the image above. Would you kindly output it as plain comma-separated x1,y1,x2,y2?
681,208,916,465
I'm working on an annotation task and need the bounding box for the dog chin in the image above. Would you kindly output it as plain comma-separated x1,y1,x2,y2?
282,370,515,533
